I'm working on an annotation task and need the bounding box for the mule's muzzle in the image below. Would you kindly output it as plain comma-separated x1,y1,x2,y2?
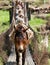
18,49,23,53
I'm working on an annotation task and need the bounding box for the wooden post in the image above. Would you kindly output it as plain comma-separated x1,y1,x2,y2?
9,7,13,24
24,2,28,26
26,2,31,21
9,0,15,24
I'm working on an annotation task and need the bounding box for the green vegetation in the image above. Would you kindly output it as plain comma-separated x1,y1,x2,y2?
0,10,10,33
29,18,46,32
0,10,10,65
29,17,50,52
47,35,50,53
0,57,3,65
29,18,46,27
47,13,50,17
29,17,50,65
48,59,50,65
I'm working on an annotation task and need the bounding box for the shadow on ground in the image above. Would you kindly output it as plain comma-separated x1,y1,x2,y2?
6,62,16,65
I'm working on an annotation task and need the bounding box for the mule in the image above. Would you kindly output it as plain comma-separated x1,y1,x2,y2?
9,23,33,65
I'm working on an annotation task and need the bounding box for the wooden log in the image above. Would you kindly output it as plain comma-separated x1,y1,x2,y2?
26,2,31,21
9,7,13,24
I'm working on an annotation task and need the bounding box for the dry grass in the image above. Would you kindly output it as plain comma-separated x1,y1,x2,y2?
30,36,48,65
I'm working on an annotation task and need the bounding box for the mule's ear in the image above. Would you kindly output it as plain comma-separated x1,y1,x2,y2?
21,24,28,32
26,29,34,40
14,24,18,30
9,28,15,38
9,29,15,42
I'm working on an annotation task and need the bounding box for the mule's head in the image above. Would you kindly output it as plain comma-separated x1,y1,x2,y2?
9,23,29,53
9,23,33,53
14,24,29,53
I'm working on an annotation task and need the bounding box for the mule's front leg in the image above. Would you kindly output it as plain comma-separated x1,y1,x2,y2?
15,50,19,65
22,50,26,65
19,53,22,65
16,51,23,65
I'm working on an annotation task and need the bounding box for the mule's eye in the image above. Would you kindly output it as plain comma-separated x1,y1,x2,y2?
23,30,26,32
23,41,26,45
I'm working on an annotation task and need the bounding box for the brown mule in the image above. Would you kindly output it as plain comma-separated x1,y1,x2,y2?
9,23,33,65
